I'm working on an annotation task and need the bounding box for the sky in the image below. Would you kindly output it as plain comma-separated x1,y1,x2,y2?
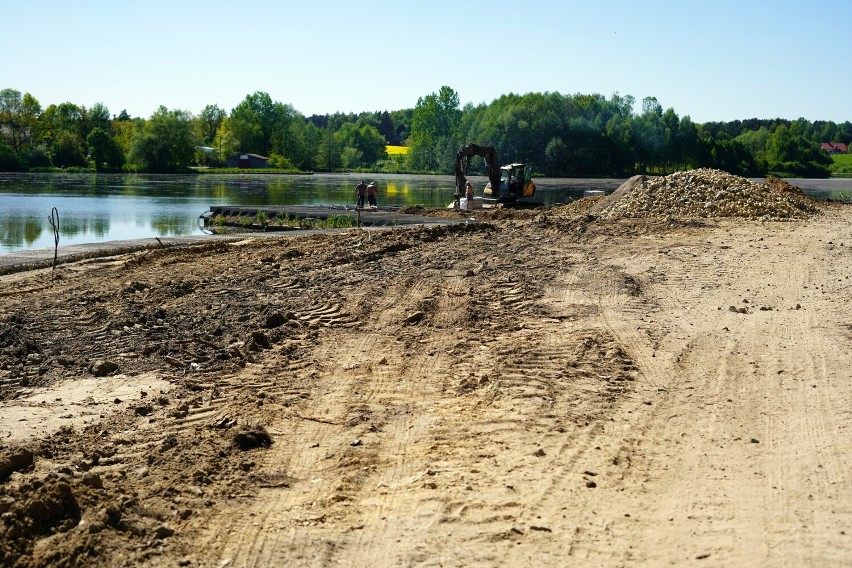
2,0,849,124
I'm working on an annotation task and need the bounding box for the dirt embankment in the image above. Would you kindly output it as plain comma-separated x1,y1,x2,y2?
1,170,850,567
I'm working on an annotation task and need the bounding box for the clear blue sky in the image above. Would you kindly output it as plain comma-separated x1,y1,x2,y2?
2,0,848,124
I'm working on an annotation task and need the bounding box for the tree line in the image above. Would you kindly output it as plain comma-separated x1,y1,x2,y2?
1,86,848,177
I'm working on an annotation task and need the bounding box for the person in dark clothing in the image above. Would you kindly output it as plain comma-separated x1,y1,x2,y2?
355,180,367,209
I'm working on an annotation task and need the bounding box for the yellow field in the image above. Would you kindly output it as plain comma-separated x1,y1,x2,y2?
385,145,410,156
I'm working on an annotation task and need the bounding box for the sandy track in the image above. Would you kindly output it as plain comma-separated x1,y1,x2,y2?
0,207,850,567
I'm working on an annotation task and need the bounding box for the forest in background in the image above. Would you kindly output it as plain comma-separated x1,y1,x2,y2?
1,86,850,178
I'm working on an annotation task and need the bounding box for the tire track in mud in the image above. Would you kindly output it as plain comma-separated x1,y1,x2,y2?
196,260,467,566
191,338,361,566
585,229,759,564
468,248,661,565
197,237,586,566
580,218,852,566
77,256,341,522
363,249,653,565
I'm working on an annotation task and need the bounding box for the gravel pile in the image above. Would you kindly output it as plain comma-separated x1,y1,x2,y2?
594,168,820,220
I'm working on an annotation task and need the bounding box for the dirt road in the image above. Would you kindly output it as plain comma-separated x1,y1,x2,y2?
0,200,850,566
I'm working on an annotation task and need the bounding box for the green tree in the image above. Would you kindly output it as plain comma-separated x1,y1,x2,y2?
316,118,342,171
340,146,363,169
53,130,86,168
545,137,570,176
735,127,770,168
87,127,125,171
211,118,240,166
633,97,665,173
279,118,317,171
765,124,831,177
229,91,276,154
198,104,226,145
409,86,461,171
42,102,87,166
0,89,42,157
0,141,25,171
268,101,303,162
128,106,198,172
87,102,111,136
709,139,759,176
334,122,387,168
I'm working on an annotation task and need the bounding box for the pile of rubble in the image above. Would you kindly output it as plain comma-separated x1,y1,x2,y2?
593,169,820,220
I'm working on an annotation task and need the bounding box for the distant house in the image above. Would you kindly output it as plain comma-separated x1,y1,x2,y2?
225,153,270,168
820,142,848,154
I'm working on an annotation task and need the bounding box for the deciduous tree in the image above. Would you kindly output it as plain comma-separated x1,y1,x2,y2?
128,106,198,172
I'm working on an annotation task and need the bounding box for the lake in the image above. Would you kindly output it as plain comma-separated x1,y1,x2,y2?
1,172,850,254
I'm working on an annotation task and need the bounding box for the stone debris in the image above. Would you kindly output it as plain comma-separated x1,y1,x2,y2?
593,169,820,220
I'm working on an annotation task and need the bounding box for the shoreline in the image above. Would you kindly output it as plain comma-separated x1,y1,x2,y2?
0,215,472,276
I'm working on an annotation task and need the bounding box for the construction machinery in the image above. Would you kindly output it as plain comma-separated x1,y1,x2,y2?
453,144,536,209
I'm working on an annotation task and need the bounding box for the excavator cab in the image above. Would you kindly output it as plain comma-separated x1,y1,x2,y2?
497,164,536,200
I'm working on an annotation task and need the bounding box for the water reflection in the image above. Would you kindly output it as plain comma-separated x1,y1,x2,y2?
1,217,43,248
61,216,111,238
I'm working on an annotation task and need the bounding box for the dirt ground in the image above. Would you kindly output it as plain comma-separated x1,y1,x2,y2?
0,198,850,567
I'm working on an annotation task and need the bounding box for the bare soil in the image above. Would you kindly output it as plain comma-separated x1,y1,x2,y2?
1,202,850,567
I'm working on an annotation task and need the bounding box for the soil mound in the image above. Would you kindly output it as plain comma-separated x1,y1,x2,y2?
591,169,820,220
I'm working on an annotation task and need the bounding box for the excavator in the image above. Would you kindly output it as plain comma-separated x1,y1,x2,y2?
453,144,536,209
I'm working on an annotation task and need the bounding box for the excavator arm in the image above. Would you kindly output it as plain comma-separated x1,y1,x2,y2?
454,144,502,204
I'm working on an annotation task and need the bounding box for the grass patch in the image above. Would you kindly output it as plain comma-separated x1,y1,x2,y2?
830,154,852,175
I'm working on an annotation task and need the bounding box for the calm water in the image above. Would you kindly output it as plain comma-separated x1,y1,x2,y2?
1,172,850,253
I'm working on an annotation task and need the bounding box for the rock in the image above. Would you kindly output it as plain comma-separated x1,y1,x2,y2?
134,404,154,416
249,331,272,350
104,506,122,527
264,312,287,329
154,524,175,540
0,447,34,479
404,311,425,324
232,424,273,450
585,480,597,488
21,481,81,535
81,472,104,489
0,495,15,514
533,448,546,457
350,439,362,447
91,359,119,377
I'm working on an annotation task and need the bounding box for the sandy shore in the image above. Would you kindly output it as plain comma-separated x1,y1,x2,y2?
1,200,850,566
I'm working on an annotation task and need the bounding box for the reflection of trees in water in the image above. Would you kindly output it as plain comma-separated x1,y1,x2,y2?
151,216,195,236
59,216,111,238
1,218,43,248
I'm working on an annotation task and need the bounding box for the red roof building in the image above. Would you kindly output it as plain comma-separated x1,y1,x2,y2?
820,142,848,154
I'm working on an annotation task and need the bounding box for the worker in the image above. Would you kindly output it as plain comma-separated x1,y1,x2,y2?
355,180,367,209
465,181,474,210
367,182,378,207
